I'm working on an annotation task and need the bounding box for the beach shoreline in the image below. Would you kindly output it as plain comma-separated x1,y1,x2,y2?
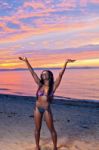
0,93,99,150
0,93,99,107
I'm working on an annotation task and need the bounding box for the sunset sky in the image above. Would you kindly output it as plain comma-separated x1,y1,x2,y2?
0,0,99,69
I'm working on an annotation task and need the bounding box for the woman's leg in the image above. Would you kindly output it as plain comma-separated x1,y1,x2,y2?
44,109,57,150
34,106,43,150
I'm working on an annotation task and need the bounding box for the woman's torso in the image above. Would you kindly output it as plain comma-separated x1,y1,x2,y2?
36,85,53,109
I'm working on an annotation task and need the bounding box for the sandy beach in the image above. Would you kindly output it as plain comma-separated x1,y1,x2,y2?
0,94,99,150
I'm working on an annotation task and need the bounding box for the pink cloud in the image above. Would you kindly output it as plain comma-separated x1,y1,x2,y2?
56,0,76,9
74,51,99,60
79,0,88,6
23,1,46,10
47,50,99,61
0,46,99,69
90,0,99,4
0,0,98,47
80,0,99,6
0,17,98,44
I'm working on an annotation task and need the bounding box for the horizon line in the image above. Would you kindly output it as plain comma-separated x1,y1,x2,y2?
0,66,99,71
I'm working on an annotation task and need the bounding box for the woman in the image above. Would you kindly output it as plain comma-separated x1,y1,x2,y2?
19,57,75,150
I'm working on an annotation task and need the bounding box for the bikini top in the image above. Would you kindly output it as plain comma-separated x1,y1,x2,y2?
37,87,54,97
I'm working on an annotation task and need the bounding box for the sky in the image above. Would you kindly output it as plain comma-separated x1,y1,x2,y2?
0,0,99,69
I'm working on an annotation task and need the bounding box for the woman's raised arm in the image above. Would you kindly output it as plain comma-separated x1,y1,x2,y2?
19,57,41,86
53,59,76,92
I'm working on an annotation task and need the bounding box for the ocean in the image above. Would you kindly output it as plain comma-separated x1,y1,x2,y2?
0,68,99,101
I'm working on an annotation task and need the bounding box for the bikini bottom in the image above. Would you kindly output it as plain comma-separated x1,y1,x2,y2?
36,105,50,114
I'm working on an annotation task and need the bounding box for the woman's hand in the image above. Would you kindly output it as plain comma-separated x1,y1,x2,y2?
66,59,76,63
19,57,28,62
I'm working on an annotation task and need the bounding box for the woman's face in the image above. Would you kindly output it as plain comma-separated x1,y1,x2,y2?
41,71,49,81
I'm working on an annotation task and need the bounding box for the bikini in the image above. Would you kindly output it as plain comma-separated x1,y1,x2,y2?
35,88,53,114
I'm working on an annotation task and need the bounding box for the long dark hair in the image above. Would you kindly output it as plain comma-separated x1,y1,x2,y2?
36,70,54,98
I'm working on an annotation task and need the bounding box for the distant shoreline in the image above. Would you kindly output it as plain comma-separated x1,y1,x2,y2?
0,66,99,71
